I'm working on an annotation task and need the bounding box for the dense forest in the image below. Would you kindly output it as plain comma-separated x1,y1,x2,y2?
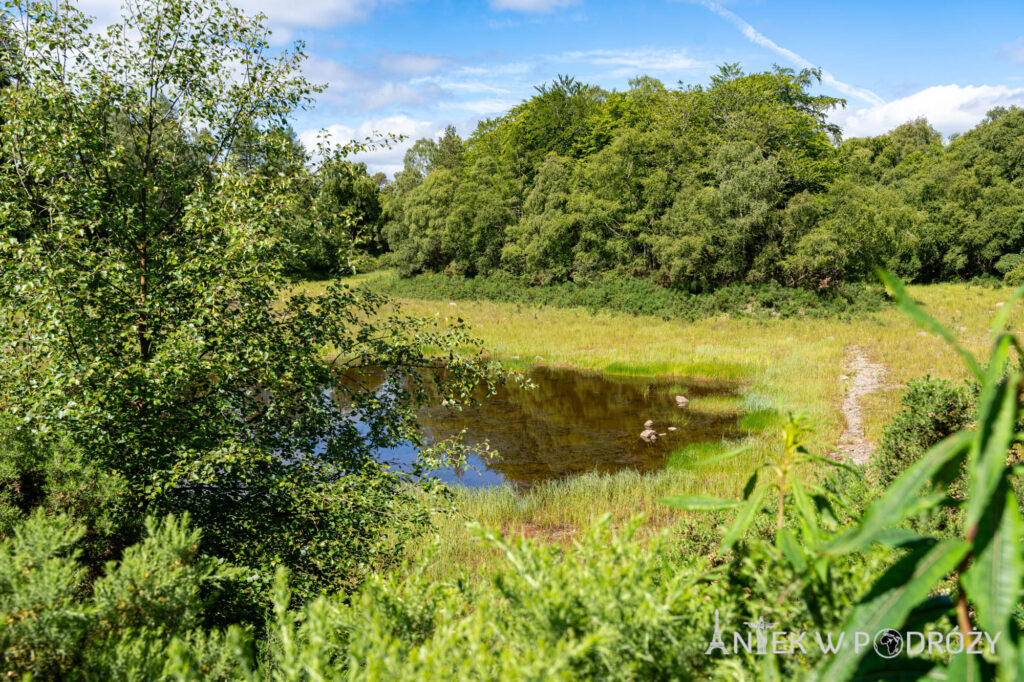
372,68,1024,290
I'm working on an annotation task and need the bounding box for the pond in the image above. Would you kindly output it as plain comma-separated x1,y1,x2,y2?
367,365,743,488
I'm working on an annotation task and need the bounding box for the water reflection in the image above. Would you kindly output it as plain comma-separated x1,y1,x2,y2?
347,365,742,488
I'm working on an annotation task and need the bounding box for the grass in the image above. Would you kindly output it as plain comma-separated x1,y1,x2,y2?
420,453,755,577
289,277,1021,569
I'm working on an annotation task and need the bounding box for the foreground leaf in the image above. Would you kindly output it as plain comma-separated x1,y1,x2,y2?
721,483,768,551
963,487,1022,676
825,431,971,556
816,539,970,681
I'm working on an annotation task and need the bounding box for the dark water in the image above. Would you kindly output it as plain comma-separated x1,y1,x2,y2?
367,366,742,488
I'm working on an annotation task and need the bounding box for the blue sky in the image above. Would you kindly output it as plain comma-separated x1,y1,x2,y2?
82,0,1024,173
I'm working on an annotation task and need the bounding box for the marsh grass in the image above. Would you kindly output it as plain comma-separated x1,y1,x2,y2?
419,447,765,575
740,409,783,432
666,439,742,470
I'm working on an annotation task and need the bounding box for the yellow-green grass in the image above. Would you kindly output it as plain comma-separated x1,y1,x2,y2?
366,282,1011,440
289,279,1019,563
418,441,760,576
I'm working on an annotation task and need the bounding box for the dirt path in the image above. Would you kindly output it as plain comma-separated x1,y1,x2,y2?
838,347,885,465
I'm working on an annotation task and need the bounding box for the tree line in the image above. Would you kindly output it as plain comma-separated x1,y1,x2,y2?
377,68,1024,290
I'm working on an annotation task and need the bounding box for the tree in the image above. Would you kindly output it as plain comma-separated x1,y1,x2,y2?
0,0,495,614
654,142,783,288
282,153,388,276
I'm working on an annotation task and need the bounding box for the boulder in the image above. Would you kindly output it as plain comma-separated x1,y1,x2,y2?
675,395,689,408
640,429,658,443
644,419,655,429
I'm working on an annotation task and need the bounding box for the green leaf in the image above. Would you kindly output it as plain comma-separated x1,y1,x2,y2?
657,496,741,511
789,478,820,546
851,653,938,681
721,483,768,551
801,453,862,477
776,528,806,573
876,269,983,379
759,652,783,681
825,431,971,556
930,651,995,681
817,539,970,681
871,528,936,549
963,486,1022,676
965,352,1021,530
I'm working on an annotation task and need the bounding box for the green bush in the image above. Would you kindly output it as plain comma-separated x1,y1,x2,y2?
261,519,727,680
0,421,130,565
0,511,244,680
871,376,973,486
367,271,887,321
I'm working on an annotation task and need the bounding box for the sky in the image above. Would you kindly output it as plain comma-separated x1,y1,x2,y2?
80,0,1024,174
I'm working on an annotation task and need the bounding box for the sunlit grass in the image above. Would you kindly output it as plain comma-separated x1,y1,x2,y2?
288,278,1022,568
740,409,783,432
686,394,745,415
666,439,741,470
420,451,763,576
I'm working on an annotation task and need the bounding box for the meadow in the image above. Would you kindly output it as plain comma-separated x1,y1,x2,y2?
291,277,1018,573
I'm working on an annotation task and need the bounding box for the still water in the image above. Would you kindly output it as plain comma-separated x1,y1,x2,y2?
368,365,742,487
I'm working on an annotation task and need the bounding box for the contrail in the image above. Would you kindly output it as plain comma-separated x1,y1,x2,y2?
698,1,885,106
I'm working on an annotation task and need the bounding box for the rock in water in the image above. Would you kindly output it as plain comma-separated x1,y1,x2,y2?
640,429,658,443
667,426,677,431
643,419,655,429
675,395,689,408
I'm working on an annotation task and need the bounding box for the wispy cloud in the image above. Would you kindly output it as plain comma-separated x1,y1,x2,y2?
695,0,885,106
999,38,1024,65
411,79,514,95
437,98,521,115
832,84,1024,138
560,48,706,77
489,0,579,13
377,51,454,76
300,115,442,175
79,0,393,29
304,54,445,111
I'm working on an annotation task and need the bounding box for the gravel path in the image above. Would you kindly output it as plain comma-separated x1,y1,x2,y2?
838,347,884,465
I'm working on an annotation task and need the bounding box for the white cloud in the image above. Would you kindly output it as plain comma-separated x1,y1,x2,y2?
360,82,443,110
832,84,1024,138
303,55,365,93
78,0,387,30
300,116,442,175
304,54,445,111
489,0,578,12
696,0,885,106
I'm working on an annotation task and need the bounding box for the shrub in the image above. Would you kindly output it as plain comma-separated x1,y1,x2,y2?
0,511,244,680
0,421,130,565
366,271,887,321
259,518,728,680
871,376,973,486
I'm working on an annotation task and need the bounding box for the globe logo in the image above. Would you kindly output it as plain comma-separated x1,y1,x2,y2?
873,629,904,658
